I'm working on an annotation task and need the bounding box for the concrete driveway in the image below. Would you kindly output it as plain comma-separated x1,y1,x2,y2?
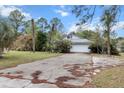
0,53,94,88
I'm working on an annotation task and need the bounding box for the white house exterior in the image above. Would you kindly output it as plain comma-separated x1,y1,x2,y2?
69,35,91,53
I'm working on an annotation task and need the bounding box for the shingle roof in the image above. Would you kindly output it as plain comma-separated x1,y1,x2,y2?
69,35,91,44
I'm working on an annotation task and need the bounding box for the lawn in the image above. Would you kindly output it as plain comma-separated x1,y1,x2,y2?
0,51,62,69
92,66,124,88
92,53,124,88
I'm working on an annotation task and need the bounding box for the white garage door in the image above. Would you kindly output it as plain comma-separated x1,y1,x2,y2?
70,45,90,53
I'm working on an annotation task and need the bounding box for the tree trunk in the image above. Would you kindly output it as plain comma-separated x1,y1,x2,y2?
0,48,3,58
107,27,111,55
31,19,35,53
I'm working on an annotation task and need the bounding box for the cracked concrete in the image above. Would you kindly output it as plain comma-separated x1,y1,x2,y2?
0,53,122,88
0,53,93,88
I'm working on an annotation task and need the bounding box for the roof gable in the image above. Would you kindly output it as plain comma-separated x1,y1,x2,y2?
68,35,91,44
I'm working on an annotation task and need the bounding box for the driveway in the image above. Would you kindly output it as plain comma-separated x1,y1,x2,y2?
0,53,94,88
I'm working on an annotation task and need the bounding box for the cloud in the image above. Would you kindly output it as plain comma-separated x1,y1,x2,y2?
112,21,124,31
60,5,65,9
0,5,31,20
68,23,97,34
55,10,69,17
55,5,69,17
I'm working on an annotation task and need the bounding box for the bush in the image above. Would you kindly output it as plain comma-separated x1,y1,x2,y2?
54,40,72,53
12,34,33,51
35,31,47,51
89,44,119,55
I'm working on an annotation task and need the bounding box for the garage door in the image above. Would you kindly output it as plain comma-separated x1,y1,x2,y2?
70,45,90,53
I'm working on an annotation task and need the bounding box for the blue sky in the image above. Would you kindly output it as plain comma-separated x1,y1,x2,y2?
19,5,77,32
0,5,124,37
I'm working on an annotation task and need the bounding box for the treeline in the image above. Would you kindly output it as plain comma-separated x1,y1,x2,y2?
0,9,72,57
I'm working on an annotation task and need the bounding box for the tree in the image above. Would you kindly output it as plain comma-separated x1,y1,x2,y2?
100,6,120,55
0,16,15,57
47,17,64,52
54,40,72,53
8,9,25,35
72,5,96,24
50,17,64,32
72,5,120,55
31,19,35,53
36,31,47,51
22,20,32,34
37,17,48,32
12,34,33,51
75,30,98,41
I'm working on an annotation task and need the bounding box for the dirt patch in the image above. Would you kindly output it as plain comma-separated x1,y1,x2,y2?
55,76,75,82
0,74,23,79
15,71,23,74
83,81,96,88
0,72,4,74
64,64,87,77
69,69,86,77
31,79,50,84
31,70,42,79
31,70,53,84
54,76,82,88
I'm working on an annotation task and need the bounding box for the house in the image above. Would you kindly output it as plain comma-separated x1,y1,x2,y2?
117,40,124,52
68,35,92,53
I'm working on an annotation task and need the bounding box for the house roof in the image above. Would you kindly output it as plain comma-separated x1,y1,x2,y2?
69,35,91,44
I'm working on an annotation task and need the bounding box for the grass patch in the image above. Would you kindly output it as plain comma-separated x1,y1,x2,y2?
0,51,62,69
92,66,124,88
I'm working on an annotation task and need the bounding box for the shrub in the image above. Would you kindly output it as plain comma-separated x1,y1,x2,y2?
89,44,119,55
12,34,33,51
54,40,72,53
35,31,47,51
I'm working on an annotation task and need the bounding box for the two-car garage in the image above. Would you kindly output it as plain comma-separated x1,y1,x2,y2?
69,35,91,53
70,44,90,53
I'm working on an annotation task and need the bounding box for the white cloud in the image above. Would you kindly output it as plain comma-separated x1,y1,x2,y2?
55,5,69,17
68,23,97,34
55,10,69,17
60,5,65,9
112,21,124,31
0,5,31,20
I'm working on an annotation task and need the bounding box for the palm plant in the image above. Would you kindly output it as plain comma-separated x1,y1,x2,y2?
101,6,120,55
0,16,15,57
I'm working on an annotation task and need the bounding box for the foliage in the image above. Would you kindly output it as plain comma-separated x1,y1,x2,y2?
89,43,119,55
22,20,32,34
50,17,64,32
8,9,25,34
36,17,49,32
36,31,48,51
72,5,97,24
54,40,72,53
75,30,98,41
72,5,121,55
44,17,64,52
100,6,120,55
0,16,15,57
12,34,33,51
117,39,124,52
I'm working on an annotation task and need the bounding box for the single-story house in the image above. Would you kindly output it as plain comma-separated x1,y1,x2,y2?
117,40,124,52
68,35,92,53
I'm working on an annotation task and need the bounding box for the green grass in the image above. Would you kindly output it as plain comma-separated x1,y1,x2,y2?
0,51,62,69
92,66,124,88
92,53,124,87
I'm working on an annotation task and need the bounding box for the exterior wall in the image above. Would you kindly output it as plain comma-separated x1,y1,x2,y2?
70,44,90,53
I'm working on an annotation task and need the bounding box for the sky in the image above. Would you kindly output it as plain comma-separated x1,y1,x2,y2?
0,5,124,37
